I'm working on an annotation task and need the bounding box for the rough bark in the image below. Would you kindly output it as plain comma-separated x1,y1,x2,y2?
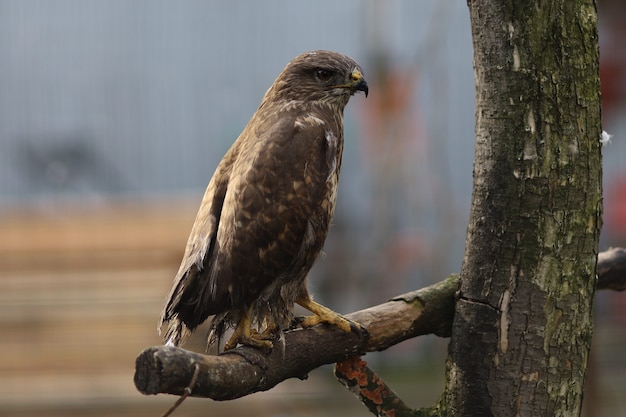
441,0,602,416
335,356,412,417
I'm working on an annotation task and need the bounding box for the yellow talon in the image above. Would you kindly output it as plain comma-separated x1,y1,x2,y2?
224,306,274,351
296,296,362,333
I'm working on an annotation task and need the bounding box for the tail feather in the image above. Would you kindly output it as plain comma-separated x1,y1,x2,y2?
207,312,229,350
161,317,191,347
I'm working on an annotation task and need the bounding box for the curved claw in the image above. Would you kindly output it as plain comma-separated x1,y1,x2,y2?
349,320,368,338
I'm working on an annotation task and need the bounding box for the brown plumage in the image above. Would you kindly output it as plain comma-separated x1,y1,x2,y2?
159,50,368,351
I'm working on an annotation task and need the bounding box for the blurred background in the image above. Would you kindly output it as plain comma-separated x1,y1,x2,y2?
0,1,624,416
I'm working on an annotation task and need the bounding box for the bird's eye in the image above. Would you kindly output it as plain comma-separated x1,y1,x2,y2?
315,69,333,82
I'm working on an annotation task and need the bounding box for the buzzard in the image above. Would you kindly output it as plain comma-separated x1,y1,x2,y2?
159,50,368,351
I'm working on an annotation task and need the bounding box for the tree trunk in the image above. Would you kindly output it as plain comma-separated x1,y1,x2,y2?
441,0,602,416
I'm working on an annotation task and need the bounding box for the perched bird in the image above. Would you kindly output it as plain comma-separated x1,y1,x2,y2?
159,50,368,351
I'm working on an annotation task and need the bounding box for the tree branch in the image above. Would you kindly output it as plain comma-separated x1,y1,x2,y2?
334,356,412,417
134,247,625,402
134,274,458,400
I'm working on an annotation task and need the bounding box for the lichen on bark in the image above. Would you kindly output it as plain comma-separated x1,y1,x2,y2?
440,0,602,415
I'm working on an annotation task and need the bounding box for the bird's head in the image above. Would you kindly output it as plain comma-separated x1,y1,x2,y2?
264,50,368,108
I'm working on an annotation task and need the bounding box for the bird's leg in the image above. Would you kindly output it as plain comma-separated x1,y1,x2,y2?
223,305,274,352
296,296,362,334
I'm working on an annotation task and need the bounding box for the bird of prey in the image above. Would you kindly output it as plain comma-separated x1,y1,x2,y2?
159,50,368,351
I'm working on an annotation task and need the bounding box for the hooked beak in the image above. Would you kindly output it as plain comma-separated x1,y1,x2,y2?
332,69,369,97
350,69,369,97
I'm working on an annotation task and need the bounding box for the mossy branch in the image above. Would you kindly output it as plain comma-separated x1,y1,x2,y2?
134,248,622,404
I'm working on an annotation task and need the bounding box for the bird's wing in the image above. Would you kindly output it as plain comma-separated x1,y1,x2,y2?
158,140,240,341
212,112,337,308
